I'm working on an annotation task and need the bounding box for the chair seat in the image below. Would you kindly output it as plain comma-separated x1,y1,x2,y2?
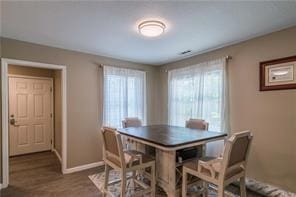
184,158,244,179
106,150,154,168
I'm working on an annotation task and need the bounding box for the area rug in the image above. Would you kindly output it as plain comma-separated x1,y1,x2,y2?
243,179,296,197
89,170,238,197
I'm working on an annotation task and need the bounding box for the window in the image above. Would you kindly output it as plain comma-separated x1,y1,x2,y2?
103,66,146,128
168,58,228,132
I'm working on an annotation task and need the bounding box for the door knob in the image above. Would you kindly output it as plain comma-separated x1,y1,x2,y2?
10,118,19,126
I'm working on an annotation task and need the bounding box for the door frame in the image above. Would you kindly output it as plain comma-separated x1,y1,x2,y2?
8,75,54,153
1,58,68,188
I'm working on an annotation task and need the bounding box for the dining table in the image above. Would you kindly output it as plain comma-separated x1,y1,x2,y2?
118,124,227,196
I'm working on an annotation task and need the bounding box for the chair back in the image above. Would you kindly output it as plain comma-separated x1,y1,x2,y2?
101,127,125,168
220,131,253,179
122,117,142,128
186,119,209,130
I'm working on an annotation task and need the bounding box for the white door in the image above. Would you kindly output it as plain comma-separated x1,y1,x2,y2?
9,77,53,156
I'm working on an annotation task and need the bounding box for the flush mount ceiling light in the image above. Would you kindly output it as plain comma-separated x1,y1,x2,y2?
138,20,166,37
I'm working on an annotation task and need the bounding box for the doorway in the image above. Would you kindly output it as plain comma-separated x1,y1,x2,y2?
1,58,67,188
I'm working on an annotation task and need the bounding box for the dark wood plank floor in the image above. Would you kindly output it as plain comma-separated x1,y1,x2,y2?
1,151,262,197
1,151,103,197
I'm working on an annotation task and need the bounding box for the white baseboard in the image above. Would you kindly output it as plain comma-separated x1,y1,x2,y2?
63,161,104,174
52,149,62,164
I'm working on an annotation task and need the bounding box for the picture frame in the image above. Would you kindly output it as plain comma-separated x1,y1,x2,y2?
260,55,296,91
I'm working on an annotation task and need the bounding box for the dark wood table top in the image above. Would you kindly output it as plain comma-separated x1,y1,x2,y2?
118,125,227,148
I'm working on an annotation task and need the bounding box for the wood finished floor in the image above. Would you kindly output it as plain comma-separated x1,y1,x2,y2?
1,151,103,197
1,151,263,197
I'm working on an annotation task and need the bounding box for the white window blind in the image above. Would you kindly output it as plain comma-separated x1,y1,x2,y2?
103,66,146,128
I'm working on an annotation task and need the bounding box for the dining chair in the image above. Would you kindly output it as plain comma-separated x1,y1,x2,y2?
122,117,145,152
184,118,209,160
101,127,156,197
182,130,253,197
122,117,142,128
186,118,209,130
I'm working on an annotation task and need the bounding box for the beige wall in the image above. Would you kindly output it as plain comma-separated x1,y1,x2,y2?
0,37,160,174
8,65,55,77
159,26,296,192
54,70,62,156
0,37,2,183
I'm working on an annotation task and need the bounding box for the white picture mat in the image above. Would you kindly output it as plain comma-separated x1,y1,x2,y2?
265,60,296,86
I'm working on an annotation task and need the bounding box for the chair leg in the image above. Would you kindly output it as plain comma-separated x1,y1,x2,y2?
202,144,207,157
131,169,137,188
103,164,110,197
182,169,188,197
217,186,224,197
120,170,127,197
151,164,156,197
203,181,208,197
240,177,247,197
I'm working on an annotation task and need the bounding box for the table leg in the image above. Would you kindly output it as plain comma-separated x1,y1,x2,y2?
167,150,177,197
156,149,178,197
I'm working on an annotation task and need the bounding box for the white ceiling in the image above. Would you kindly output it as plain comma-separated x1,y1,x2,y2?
1,1,296,65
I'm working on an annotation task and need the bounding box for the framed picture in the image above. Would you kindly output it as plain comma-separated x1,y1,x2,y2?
260,55,296,91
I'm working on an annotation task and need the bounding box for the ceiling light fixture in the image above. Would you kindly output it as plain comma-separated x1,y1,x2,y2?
138,20,166,37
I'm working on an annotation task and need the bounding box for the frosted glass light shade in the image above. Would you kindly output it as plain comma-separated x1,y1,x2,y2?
138,20,165,37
